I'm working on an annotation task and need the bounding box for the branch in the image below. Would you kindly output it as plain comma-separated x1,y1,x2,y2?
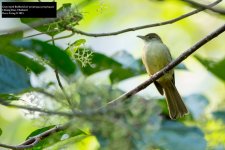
0,122,71,150
1,24,224,116
0,98,75,117
0,24,223,149
51,37,74,111
46,32,75,42
54,69,74,109
99,23,225,108
67,0,222,37
182,0,225,15
0,0,221,38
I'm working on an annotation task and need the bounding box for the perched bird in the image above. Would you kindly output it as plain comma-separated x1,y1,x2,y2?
138,33,188,119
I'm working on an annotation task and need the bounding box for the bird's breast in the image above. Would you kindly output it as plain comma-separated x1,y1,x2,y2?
142,41,173,82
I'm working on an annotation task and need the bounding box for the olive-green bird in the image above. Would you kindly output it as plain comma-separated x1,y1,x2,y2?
138,33,188,119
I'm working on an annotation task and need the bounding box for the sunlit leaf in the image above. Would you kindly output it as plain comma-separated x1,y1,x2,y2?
73,39,86,47
13,39,76,76
65,39,86,56
195,55,225,81
0,56,31,94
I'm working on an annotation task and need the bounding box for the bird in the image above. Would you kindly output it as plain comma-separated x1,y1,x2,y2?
137,33,188,119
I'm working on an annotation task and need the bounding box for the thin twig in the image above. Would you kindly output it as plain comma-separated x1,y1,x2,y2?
0,98,76,117
46,32,75,42
51,37,75,111
54,69,74,108
23,32,45,39
66,0,222,37
182,0,225,15
0,96,103,118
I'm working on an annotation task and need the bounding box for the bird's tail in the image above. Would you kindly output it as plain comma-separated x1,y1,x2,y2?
163,81,188,119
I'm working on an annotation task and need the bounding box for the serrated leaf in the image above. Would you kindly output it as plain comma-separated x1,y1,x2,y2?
195,55,225,81
0,55,31,94
13,39,76,76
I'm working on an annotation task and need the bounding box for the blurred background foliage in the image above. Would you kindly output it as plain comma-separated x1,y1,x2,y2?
0,0,225,149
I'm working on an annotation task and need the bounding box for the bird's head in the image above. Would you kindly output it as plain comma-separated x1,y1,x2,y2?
137,33,162,42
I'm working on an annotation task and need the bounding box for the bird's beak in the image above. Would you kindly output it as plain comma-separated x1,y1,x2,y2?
137,35,145,40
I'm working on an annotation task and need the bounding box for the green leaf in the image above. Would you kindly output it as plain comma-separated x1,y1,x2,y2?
26,125,56,140
112,51,144,71
73,39,86,47
65,39,86,56
0,55,31,94
195,55,225,81
2,52,45,74
26,125,87,150
150,121,206,150
79,50,188,83
0,94,20,101
110,51,145,83
0,128,2,136
213,111,225,123
13,39,76,76
111,51,187,83
109,67,139,83
0,32,23,52
20,3,82,36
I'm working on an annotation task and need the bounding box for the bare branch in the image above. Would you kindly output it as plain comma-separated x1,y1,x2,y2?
0,122,71,150
67,0,222,37
51,36,74,111
182,0,225,15
54,69,74,109
0,98,75,117
46,32,75,42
